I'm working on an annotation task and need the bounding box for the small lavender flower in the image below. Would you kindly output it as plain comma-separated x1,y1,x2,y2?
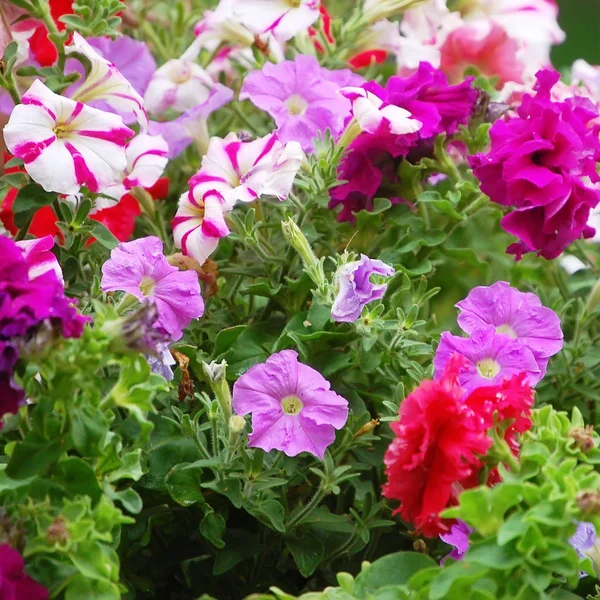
569,521,600,578
147,344,176,381
101,236,205,341
440,520,473,565
331,255,395,323
232,350,349,459
456,281,563,377
434,326,540,393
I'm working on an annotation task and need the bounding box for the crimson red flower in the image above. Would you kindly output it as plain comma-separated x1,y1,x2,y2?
348,49,388,70
28,0,74,67
308,4,334,54
382,355,492,537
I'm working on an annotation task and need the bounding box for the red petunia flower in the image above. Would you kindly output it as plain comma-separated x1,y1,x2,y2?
28,0,74,67
348,49,388,70
382,355,492,537
308,4,334,54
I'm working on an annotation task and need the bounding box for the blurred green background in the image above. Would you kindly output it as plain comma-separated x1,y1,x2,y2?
554,0,600,67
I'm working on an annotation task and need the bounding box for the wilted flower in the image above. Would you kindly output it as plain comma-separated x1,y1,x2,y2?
232,350,348,459
331,255,395,323
101,236,205,341
4,80,134,195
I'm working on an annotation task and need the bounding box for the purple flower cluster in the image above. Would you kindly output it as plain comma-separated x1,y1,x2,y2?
330,63,477,222
0,235,89,419
471,69,600,260
434,281,563,392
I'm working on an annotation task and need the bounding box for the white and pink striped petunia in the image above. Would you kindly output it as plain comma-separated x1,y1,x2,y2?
16,236,63,283
172,132,303,264
3,80,134,195
144,59,217,114
101,133,169,205
231,0,321,42
66,33,149,130
341,86,423,136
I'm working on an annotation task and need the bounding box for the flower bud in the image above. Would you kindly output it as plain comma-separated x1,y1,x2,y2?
203,360,232,422
109,301,169,356
281,218,319,270
577,490,600,515
202,360,227,383
361,0,426,25
229,415,246,433
569,426,596,453
47,516,69,545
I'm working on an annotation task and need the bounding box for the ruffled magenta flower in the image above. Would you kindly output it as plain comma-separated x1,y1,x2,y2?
240,55,364,152
16,236,62,282
471,69,600,259
232,350,349,459
456,281,563,377
434,326,540,392
0,544,48,600
331,255,395,323
330,63,477,221
101,236,205,341
440,520,473,565
4,80,134,195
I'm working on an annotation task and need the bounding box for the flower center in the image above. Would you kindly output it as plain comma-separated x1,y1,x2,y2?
496,323,517,338
54,124,70,138
287,0,302,7
281,394,303,415
172,67,192,85
285,94,308,116
476,358,501,380
139,276,156,297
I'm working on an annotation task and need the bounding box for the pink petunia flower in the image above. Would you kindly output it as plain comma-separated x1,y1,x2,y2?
66,32,148,130
101,133,169,204
434,326,540,393
3,80,134,195
16,235,62,283
231,0,321,42
232,349,349,458
240,55,364,152
172,132,303,264
144,58,218,114
101,236,205,341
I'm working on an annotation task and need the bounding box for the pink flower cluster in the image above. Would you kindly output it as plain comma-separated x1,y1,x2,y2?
471,70,600,260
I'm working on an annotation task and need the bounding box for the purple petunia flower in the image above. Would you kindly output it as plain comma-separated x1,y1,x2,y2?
440,520,473,565
0,544,48,600
434,326,540,393
471,69,600,259
569,521,599,578
240,55,364,152
232,350,349,459
456,281,563,377
101,236,205,342
331,255,395,323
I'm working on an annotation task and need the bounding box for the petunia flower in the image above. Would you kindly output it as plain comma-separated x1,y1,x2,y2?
240,55,364,152
0,544,48,600
440,520,473,565
191,0,255,50
101,133,169,203
101,236,205,341
3,80,134,195
434,326,540,392
232,349,349,459
456,281,563,377
16,236,62,283
331,255,395,323
148,85,234,158
231,0,321,42
144,58,218,114
172,132,303,265
66,33,148,130
341,85,423,136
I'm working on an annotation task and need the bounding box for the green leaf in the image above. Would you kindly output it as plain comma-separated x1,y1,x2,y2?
419,191,465,221
69,403,109,457
214,325,247,356
52,457,102,504
466,540,522,569
354,552,436,598
547,591,585,599
252,499,285,532
202,477,242,508
6,432,64,479
90,220,119,249
165,463,205,507
107,487,143,514
68,540,119,581
200,510,226,548
286,533,325,577
65,574,120,600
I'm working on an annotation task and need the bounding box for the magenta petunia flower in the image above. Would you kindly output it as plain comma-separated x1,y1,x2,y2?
440,520,473,565
101,236,205,341
456,281,563,377
240,55,364,152
0,544,48,600
331,255,395,323
471,69,600,259
16,235,62,283
232,350,349,459
434,326,540,392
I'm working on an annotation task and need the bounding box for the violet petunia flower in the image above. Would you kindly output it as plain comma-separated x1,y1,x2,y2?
240,55,364,152
434,326,540,393
331,255,395,323
456,281,563,377
172,132,303,265
440,520,473,565
569,521,600,577
101,236,205,341
0,544,48,600
147,343,176,381
232,350,349,459
4,80,134,195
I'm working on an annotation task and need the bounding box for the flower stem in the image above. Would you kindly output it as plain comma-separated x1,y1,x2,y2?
286,487,326,529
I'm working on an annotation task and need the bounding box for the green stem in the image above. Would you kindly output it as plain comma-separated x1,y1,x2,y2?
286,487,326,529
193,431,211,460
140,22,171,62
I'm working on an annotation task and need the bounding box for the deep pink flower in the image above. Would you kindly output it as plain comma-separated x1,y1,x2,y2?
0,544,48,600
232,350,348,459
471,69,600,259
101,236,205,341
440,520,473,564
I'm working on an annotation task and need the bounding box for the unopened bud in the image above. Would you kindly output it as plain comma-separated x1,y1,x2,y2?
229,415,246,434
569,426,596,453
47,516,69,545
361,0,426,25
282,218,318,270
577,490,600,514
202,360,227,383
353,418,380,439
203,360,231,422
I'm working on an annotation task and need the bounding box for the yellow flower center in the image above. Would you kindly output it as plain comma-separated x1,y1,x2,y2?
285,94,308,116
496,324,517,338
287,0,302,7
281,394,303,415
139,276,156,297
476,358,501,380
54,124,70,139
